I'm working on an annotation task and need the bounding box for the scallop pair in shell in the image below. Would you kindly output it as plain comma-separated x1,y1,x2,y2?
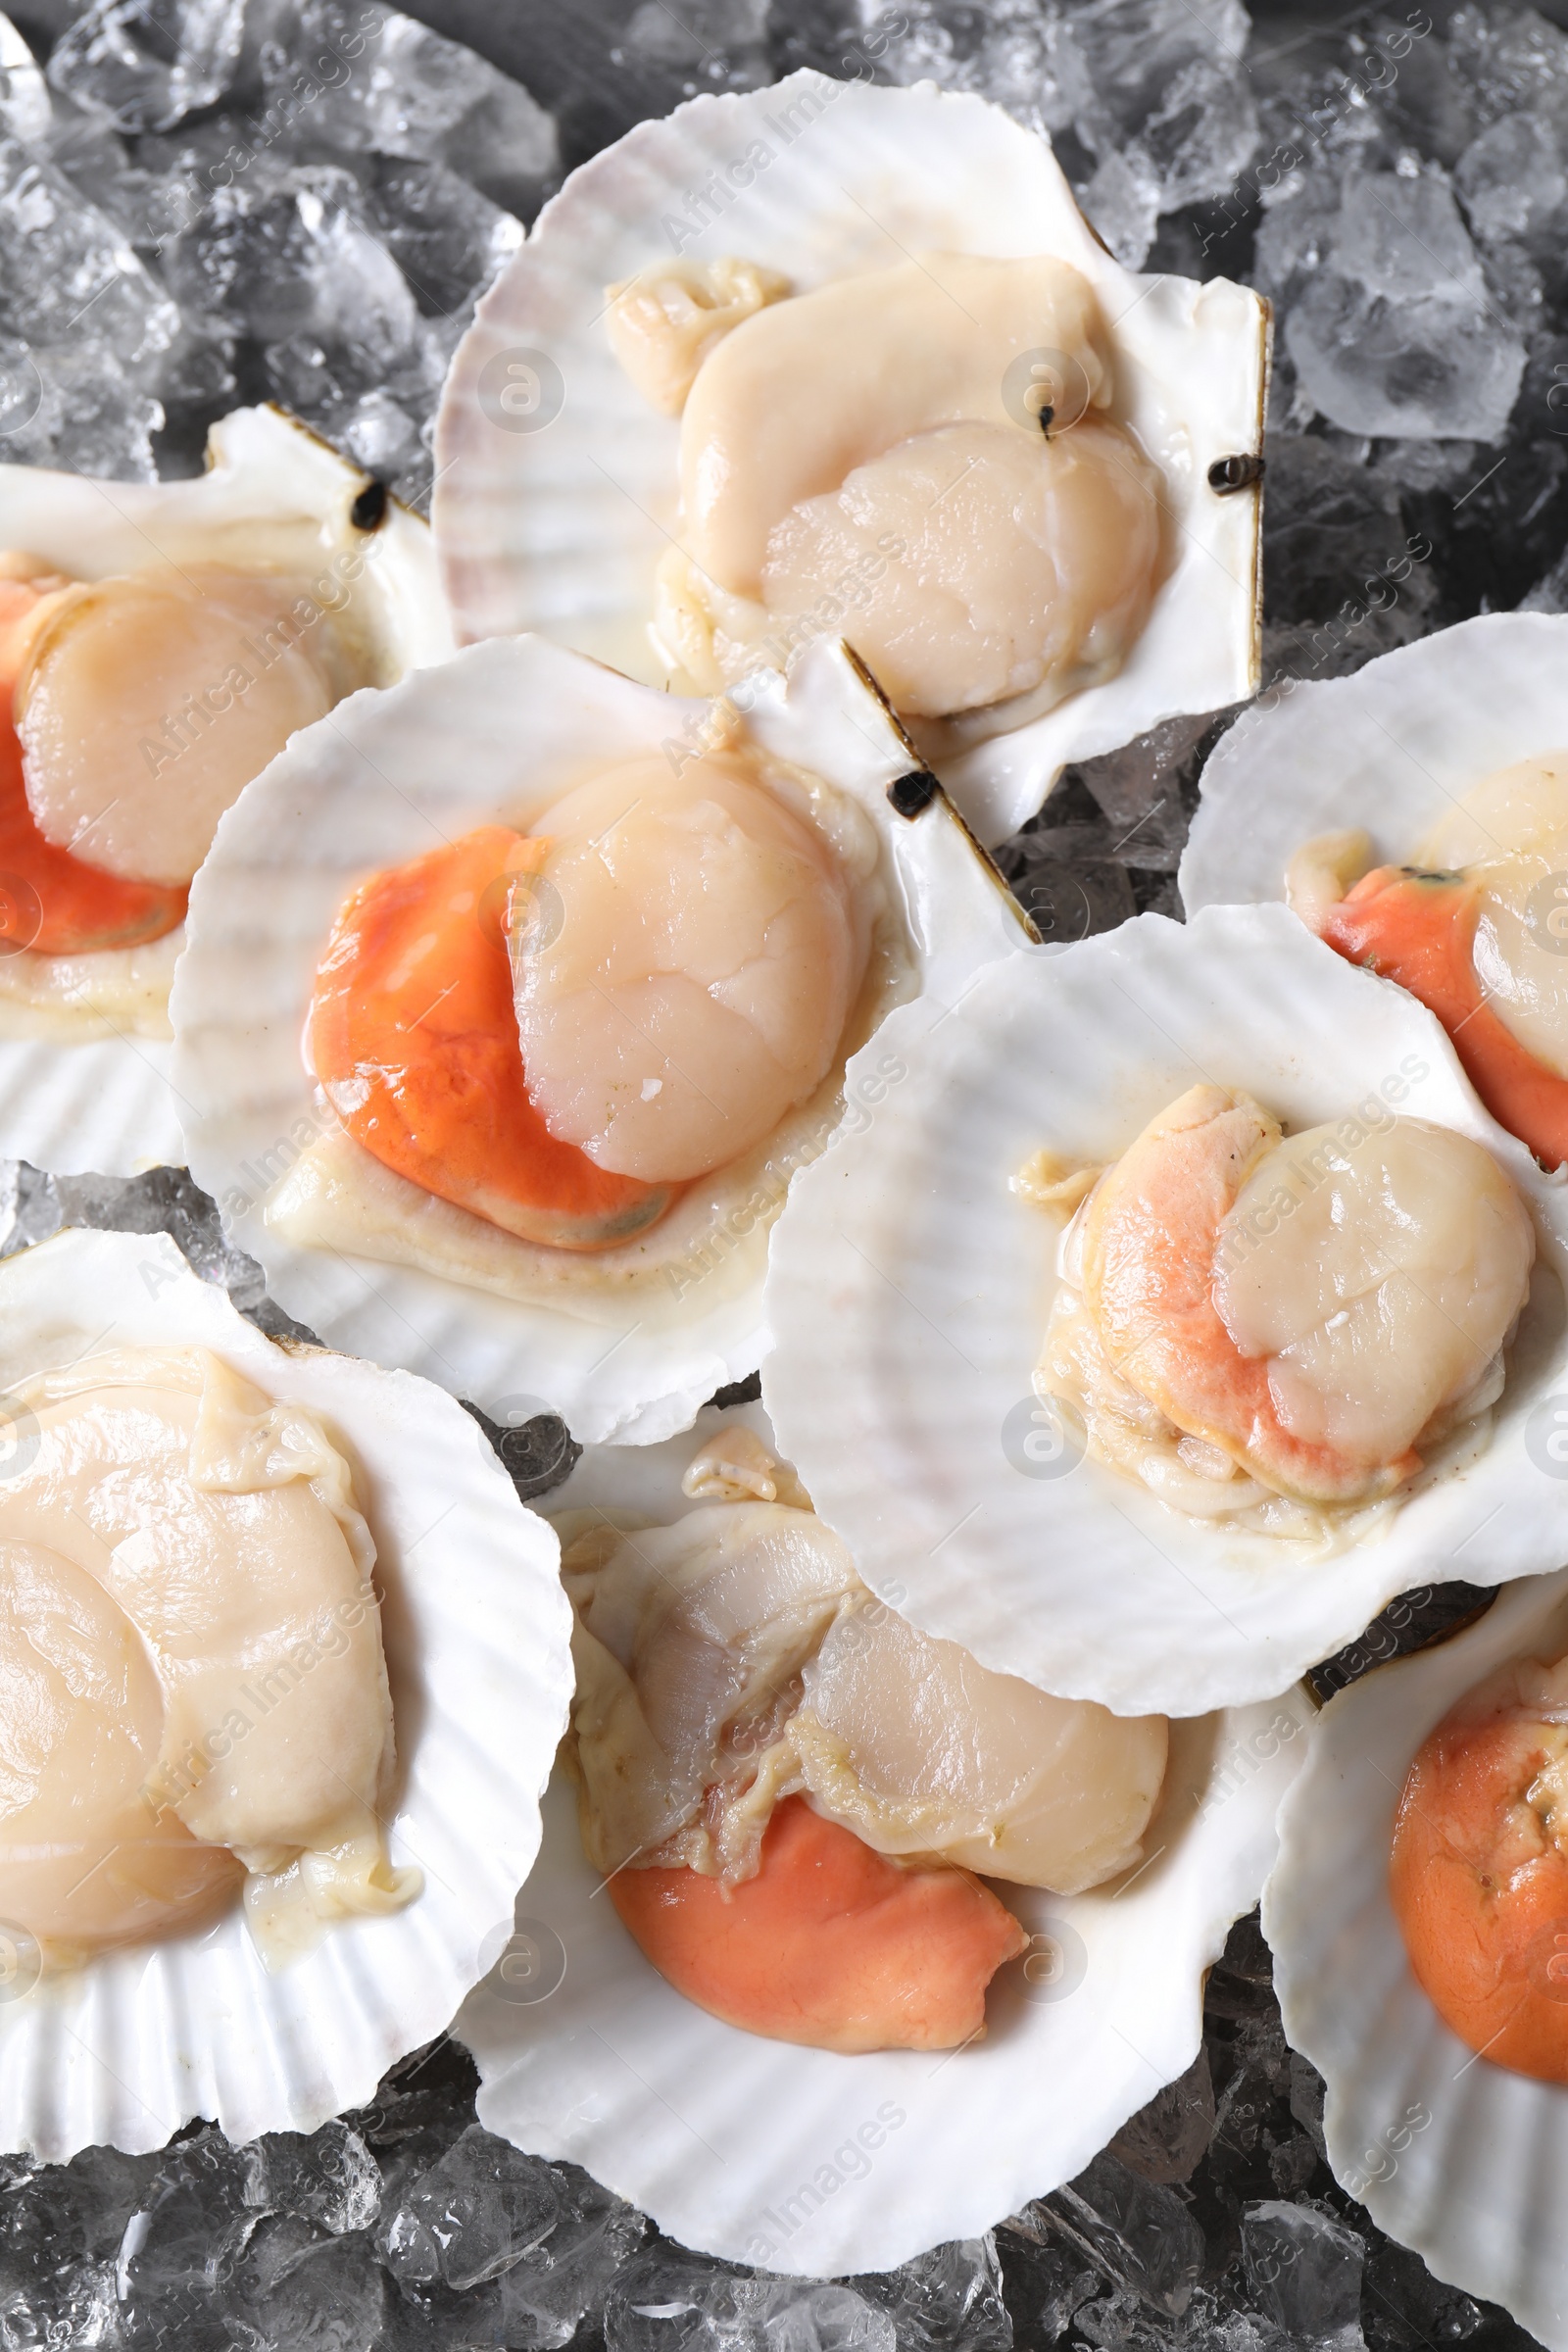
0,1225,568,2160
434,73,1268,846
456,1404,1308,2276
0,406,451,1178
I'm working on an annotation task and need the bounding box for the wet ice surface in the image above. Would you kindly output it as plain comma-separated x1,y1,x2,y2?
0,0,1564,2342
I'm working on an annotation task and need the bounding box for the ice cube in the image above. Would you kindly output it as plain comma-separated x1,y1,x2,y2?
1241,2203,1367,2352
605,2244,774,2352
0,128,177,363
1446,0,1568,131
1080,146,1162,267
0,12,52,146
259,2,556,215
497,2160,646,2348
1455,112,1568,251
1285,168,1526,439
1288,2055,1327,2163
995,2216,1101,2345
621,0,770,84
1076,713,1221,875
1038,2153,1203,2318
359,155,521,319
1258,435,1438,685
258,2122,382,2237
47,0,248,135
1109,2048,1217,2183
240,2228,388,2351
379,2124,560,2294
117,2128,271,2341
762,2280,898,2352
164,163,416,359
850,2236,1011,2352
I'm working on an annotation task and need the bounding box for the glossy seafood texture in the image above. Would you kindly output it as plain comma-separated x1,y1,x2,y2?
1392,1647,1568,2083
1291,755,1568,1172
561,1433,1167,2049
308,736,875,1253
0,547,375,973
1038,1083,1535,1538
0,1346,418,1968
610,251,1164,737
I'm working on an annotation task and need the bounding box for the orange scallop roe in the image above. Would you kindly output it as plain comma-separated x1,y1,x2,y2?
1318,866,1568,1172
609,1793,1030,2052
1391,1655,1568,2082
0,577,185,955
308,824,675,1251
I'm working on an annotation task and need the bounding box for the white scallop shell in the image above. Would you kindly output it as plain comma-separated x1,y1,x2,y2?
1180,613,1568,916
0,1225,569,2160
433,73,1267,848
761,901,1568,1717
171,629,1030,1445
0,404,454,1180
1264,1571,1568,2348
456,1404,1311,2278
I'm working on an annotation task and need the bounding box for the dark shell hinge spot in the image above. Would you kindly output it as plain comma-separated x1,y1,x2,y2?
1208,453,1265,494
887,769,942,819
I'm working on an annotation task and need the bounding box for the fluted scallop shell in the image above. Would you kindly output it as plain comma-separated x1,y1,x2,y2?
761,901,1568,1717
1264,1572,1568,2347
0,1226,568,2160
171,629,1029,1445
1180,614,1568,916
456,1404,1311,2278
433,72,1267,847
0,404,453,1179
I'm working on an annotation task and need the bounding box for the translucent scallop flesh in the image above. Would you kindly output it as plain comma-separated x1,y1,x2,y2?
514,750,867,1184
0,1346,419,1963
13,563,359,887
615,249,1164,719
564,1494,1166,1892
1062,1084,1534,1511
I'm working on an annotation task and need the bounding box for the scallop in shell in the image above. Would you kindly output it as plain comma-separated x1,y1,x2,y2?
456,1404,1310,2276
0,1225,568,2159
1263,1570,1568,2348
0,404,452,1177
1182,615,1568,1174
762,901,1568,1717
171,630,1029,1444
433,73,1268,847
